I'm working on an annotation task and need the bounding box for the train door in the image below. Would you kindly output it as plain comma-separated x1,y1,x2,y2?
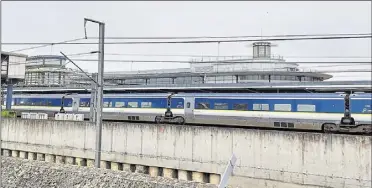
184,97,195,121
72,96,80,113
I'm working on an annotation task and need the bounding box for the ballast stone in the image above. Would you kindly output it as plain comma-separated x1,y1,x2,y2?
1,157,216,188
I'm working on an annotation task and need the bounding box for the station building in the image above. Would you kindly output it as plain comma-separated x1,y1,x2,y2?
5,42,370,94
22,55,86,87
104,42,332,86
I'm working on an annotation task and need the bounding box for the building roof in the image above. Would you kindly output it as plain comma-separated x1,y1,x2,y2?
103,70,332,80
26,55,66,60
1,51,28,58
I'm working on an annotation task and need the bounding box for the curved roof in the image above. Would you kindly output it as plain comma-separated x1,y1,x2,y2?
103,70,332,80
26,55,66,60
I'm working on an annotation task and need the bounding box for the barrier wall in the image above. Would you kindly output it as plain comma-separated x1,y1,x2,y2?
2,118,371,188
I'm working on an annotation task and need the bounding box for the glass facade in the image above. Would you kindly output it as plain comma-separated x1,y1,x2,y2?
104,74,323,86
23,56,69,87
25,71,67,86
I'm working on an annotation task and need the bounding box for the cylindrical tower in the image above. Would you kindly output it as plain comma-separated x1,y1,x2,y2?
24,55,68,86
252,42,271,58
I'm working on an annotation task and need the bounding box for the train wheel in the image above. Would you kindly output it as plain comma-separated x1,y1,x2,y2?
155,116,162,124
323,123,337,133
175,116,185,125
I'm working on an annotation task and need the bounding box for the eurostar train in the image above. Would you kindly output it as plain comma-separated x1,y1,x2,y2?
3,92,372,133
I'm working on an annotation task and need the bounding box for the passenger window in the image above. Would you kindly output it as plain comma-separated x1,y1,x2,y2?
141,102,152,108
115,102,125,108
196,102,210,109
274,104,291,111
128,102,138,108
214,103,228,110
176,102,184,109
253,104,269,111
187,102,191,108
103,102,111,108
233,104,248,111
66,102,72,107
19,99,25,106
261,104,269,111
297,104,315,112
80,101,90,107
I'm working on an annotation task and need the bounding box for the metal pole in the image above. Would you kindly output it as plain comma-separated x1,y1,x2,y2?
6,84,13,110
0,0,3,186
90,73,97,123
94,22,105,168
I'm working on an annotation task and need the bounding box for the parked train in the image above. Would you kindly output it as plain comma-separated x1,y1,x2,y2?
2,92,372,133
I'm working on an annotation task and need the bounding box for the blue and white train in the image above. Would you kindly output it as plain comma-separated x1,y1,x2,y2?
3,92,372,133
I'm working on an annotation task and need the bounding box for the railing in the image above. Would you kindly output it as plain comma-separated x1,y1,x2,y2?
190,54,285,63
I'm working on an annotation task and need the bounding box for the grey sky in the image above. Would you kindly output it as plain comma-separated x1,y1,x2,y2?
2,1,371,81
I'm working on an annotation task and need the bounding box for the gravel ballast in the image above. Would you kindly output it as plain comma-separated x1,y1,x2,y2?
1,157,217,188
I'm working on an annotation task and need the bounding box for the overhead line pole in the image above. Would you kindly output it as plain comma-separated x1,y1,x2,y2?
0,0,2,186
60,52,97,84
84,18,105,168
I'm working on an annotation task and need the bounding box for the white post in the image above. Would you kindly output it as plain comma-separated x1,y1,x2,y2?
218,154,237,188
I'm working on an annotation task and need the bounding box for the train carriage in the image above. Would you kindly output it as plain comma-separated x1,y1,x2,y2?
2,92,372,133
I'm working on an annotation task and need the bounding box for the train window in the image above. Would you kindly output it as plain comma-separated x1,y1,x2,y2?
66,102,72,107
253,104,269,111
103,102,112,108
141,102,152,108
176,102,184,109
214,103,228,110
261,104,269,111
19,99,27,106
187,102,191,108
253,104,261,110
128,102,138,108
80,101,90,107
233,104,248,111
40,100,47,106
297,104,315,112
47,101,52,106
196,102,210,109
115,102,125,108
274,104,291,111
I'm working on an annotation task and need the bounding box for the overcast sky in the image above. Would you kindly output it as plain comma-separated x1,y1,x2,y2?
2,1,371,81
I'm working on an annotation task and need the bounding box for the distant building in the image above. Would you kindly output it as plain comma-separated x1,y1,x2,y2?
6,42,333,88
23,55,87,87
103,42,332,86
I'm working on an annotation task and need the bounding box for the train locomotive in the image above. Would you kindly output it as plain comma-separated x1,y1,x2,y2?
3,92,372,134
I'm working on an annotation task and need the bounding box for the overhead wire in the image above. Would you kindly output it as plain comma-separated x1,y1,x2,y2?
7,37,87,53
85,53,371,59
87,32,372,40
2,33,370,79
5,59,371,66
4,56,371,66
2,35,371,45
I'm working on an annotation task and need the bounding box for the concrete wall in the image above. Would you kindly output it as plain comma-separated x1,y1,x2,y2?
2,118,371,188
